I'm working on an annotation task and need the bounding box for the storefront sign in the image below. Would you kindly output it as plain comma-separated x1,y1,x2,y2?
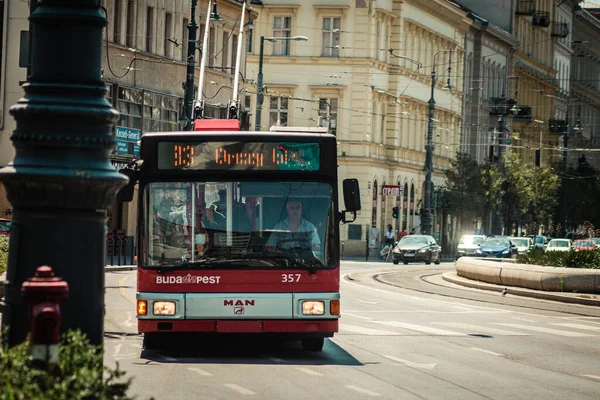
381,185,402,197
115,127,140,157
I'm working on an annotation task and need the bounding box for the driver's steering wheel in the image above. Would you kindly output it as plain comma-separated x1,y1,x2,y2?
276,237,313,252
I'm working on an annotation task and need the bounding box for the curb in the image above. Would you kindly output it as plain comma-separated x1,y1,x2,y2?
442,271,600,307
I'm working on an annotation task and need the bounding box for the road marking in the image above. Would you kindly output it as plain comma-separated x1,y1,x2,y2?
552,323,600,332
113,343,122,357
188,367,213,376
157,355,178,362
513,317,538,323
581,375,600,381
495,323,595,337
356,299,381,305
344,312,373,320
374,321,466,336
469,347,505,357
119,275,136,305
383,355,437,370
345,385,382,397
433,322,531,336
296,367,323,376
223,384,256,395
339,324,399,336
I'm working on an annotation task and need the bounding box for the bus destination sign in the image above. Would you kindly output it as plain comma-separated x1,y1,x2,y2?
157,141,320,171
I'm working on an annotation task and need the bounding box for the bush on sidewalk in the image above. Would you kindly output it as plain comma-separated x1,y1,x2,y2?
0,235,7,275
1,329,140,400
517,247,600,269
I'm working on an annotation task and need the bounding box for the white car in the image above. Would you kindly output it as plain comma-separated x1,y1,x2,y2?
508,237,533,255
545,239,573,252
456,234,487,258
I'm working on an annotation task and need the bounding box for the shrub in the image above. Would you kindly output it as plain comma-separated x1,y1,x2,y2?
517,247,600,269
0,329,139,400
0,235,7,275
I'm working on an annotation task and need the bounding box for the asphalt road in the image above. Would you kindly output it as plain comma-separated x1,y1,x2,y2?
104,261,600,399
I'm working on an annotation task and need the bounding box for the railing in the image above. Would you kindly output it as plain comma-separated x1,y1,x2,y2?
516,0,535,15
551,22,569,38
533,11,551,27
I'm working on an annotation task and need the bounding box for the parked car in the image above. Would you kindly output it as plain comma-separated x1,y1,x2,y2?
392,235,441,265
508,237,533,255
0,218,11,236
545,238,573,252
591,238,600,247
475,236,517,258
529,235,549,249
456,234,486,259
573,239,597,252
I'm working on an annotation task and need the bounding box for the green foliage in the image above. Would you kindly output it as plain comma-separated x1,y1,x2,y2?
0,330,136,400
517,247,600,269
0,235,8,276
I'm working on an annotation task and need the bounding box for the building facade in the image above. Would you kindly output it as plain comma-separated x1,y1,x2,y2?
0,0,253,243
247,0,470,256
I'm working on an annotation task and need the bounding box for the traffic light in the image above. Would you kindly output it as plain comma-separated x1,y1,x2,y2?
392,206,399,219
535,149,541,167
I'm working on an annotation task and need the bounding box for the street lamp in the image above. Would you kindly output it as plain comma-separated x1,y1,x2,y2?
254,35,308,131
421,49,452,236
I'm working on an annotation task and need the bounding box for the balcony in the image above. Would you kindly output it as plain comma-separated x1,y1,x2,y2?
551,22,569,38
516,0,535,15
549,119,568,133
512,106,532,122
487,97,517,116
533,12,551,27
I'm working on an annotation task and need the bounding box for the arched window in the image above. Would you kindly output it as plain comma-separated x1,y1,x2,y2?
371,180,378,228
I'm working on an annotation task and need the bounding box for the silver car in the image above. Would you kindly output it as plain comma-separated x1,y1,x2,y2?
456,234,486,259
392,235,442,265
508,237,533,255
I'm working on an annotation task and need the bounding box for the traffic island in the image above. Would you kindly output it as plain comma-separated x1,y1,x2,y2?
454,257,600,294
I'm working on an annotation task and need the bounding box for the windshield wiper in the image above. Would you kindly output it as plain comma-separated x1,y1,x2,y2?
155,258,279,271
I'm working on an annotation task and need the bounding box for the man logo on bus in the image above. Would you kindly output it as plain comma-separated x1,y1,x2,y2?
224,300,255,306
234,307,245,315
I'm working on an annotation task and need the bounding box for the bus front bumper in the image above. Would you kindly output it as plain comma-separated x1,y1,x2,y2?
138,319,338,335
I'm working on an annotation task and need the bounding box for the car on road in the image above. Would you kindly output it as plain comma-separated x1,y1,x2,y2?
573,239,597,252
392,235,441,265
508,237,533,255
529,235,550,249
545,238,573,252
474,236,517,258
0,218,11,236
456,234,486,259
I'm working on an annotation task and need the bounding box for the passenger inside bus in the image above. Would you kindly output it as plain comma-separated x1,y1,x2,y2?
265,198,321,252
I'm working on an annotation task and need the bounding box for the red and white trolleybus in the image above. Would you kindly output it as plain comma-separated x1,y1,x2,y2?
117,120,360,351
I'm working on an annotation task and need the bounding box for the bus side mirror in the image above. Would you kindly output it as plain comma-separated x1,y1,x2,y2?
341,178,360,224
116,168,139,203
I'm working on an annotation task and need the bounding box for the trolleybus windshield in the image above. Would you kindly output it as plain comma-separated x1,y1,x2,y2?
143,181,334,269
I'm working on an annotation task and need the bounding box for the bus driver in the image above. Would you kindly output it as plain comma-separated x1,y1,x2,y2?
266,198,321,252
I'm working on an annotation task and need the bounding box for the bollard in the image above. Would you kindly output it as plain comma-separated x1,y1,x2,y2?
21,266,69,368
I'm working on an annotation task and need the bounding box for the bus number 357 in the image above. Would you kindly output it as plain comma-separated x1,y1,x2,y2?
282,274,301,283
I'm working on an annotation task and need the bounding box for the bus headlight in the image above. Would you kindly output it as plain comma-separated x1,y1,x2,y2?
302,301,325,315
153,301,176,316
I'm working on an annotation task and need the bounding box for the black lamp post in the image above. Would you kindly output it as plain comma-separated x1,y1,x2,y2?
421,50,452,236
0,1,127,347
182,0,198,131
254,35,308,131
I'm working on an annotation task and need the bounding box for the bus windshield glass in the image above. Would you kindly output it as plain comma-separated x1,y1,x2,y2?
142,181,334,269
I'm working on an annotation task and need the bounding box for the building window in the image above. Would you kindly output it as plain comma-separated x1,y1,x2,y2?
125,1,135,47
272,16,292,55
247,26,253,53
113,0,121,43
318,98,338,135
375,21,381,60
164,12,173,58
146,7,154,52
321,17,340,57
231,34,238,75
117,87,142,130
372,180,378,228
222,31,229,72
142,91,179,132
182,18,189,62
209,26,216,69
269,96,288,127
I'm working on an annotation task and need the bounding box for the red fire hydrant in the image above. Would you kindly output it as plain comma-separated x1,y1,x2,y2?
21,266,69,367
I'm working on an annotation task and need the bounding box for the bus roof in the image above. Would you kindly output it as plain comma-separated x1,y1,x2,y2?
142,130,336,140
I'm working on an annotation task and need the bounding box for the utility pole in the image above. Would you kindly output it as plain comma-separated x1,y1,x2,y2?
491,113,506,235
254,36,266,131
0,1,127,347
183,0,199,131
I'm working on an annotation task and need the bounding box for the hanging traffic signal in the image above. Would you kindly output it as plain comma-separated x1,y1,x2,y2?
392,206,399,219
535,149,541,167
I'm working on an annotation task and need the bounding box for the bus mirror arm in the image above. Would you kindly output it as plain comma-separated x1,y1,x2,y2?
339,210,357,224
116,159,142,203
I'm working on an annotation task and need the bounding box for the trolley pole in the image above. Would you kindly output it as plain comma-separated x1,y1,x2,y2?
0,0,127,347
